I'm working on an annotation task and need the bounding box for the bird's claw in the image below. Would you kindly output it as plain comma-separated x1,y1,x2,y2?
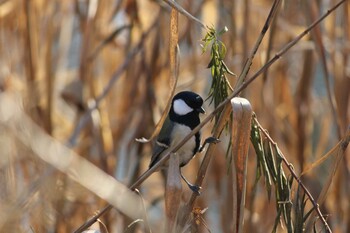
188,184,202,196
199,136,221,152
205,136,220,144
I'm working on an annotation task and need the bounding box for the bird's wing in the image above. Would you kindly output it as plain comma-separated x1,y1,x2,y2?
149,116,173,168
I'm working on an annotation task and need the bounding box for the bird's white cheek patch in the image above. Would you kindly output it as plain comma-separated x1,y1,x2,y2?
173,99,193,115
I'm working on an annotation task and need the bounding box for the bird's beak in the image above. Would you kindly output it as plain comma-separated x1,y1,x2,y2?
197,107,205,114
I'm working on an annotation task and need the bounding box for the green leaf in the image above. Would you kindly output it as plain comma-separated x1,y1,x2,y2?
222,61,236,76
207,58,214,68
264,139,277,183
303,205,315,223
211,66,215,77
251,123,263,182
219,42,227,60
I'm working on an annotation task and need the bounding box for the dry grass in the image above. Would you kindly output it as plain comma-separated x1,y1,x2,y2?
0,0,349,232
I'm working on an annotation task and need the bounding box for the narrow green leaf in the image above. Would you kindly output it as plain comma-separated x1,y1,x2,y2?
272,208,283,233
222,61,236,76
211,66,215,77
251,123,263,182
207,58,214,68
263,139,277,183
258,134,273,199
219,42,227,60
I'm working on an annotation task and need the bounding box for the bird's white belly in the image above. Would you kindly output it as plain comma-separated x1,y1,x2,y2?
170,124,196,166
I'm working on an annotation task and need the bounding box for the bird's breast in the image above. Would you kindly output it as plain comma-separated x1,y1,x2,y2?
171,124,197,166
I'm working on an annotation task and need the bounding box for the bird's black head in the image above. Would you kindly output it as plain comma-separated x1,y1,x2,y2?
169,91,204,129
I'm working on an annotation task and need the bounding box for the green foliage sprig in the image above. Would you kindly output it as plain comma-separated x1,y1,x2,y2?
201,26,236,123
251,119,294,232
251,115,321,232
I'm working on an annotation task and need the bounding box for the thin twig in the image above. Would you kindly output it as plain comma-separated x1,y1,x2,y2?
74,205,113,233
235,0,282,87
163,0,206,28
73,0,347,232
254,117,333,233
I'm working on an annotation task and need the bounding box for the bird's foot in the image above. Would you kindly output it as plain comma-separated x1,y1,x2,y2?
205,136,220,144
187,183,202,196
181,173,202,195
199,137,221,152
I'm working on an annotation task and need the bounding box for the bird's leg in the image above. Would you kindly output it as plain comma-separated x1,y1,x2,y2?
199,136,220,152
180,169,201,195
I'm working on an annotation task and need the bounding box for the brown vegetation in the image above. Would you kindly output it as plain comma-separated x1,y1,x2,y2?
0,0,349,232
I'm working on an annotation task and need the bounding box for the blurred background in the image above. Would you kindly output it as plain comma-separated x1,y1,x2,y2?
0,0,349,232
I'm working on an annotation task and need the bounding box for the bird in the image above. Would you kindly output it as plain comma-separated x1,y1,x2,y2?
149,91,212,195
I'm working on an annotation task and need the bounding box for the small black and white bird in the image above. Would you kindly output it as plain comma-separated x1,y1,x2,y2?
149,91,213,194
